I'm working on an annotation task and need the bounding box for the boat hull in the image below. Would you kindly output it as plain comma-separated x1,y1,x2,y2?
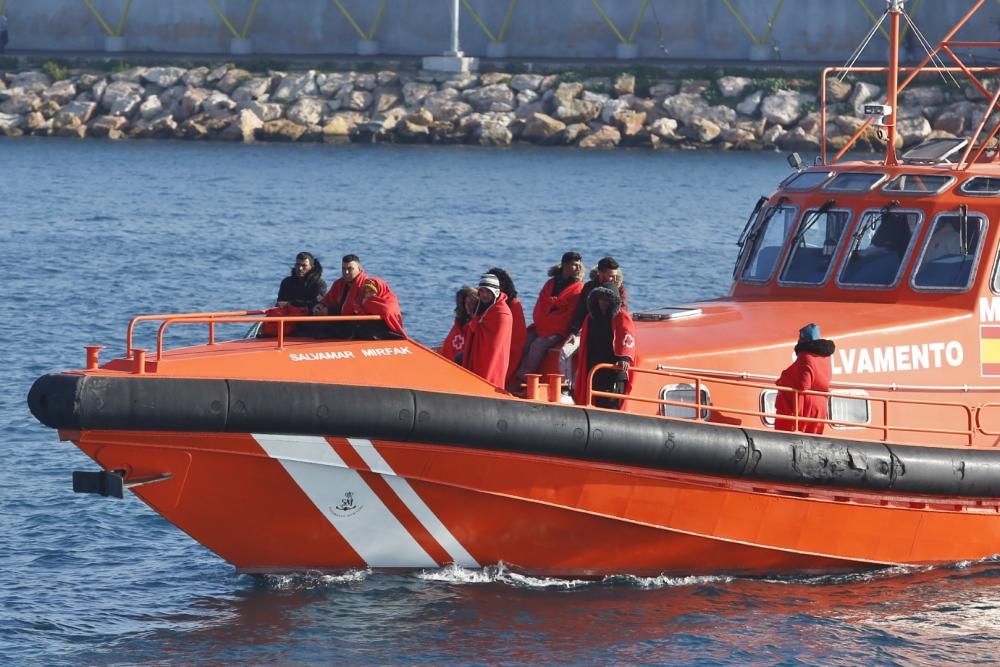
66,429,1000,576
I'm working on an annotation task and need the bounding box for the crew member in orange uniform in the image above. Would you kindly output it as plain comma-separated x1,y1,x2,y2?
775,323,836,434
463,274,513,389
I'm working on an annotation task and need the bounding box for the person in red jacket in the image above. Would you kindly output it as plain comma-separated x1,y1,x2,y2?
441,286,478,363
314,254,366,316
573,286,636,408
463,273,513,389
516,251,585,384
488,267,526,391
349,277,407,338
775,323,836,434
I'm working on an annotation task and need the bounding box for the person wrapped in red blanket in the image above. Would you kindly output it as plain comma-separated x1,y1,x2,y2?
441,286,479,363
347,277,407,338
463,273,513,389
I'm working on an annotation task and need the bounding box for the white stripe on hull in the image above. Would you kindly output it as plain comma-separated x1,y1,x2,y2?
348,438,479,568
253,434,437,568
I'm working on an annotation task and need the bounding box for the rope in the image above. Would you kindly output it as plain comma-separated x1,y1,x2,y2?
114,0,134,38
649,0,669,55
855,0,923,42
837,7,886,80
241,0,261,39
903,11,960,87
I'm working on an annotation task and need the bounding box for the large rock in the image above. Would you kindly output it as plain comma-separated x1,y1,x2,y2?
474,120,512,146
717,76,751,98
0,92,40,114
322,111,366,136
611,110,646,137
111,66,148,83
423,90,471,123
933,110,965,135
777,126,820,151
402,81,435,107
897,116,932,146
174,87,211,121
848,82,881,109
464,84,514,112
355,73,377,91
680,118,721,143
11,71,52,93
552,82,583,106
101,80,144,114
737,90,763,116
231,77,271,103
761,90,814,126
241,100,283,122
661,93,705,125
394,118,432,143
376,106,407,132
613,73,635,96
649,81,677,98
0,112,24,136
256,119,306,142
217,68,252,94
600,98,630,124
42,80,77,104
130,113,178,139
54,100,97,126
373,86,401,113
219,108,263,142
649,117,678,140
825,78,852,103
336,88,372,112
554,98,600,124
272,72,318,103
287,97,325,126
203,90,237,119
579,125,621,149
88,114,128,139
522,112,566,143
901,86,944,107
23,111,49,133
138,95,163,120
181,67,209,88
318,72,355,97
511,73,544,92
142,67,187,88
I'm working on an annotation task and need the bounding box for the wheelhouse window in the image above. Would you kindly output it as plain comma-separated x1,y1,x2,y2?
912,212,986,291
960,177,1000,196
781,170,832,192
839,209,922,288
779,207,851,285
822,172,887,193
882,174,955,196
659,383,711,420
740,204,797,283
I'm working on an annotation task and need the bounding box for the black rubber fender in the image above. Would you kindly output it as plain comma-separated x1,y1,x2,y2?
887,444,1000,497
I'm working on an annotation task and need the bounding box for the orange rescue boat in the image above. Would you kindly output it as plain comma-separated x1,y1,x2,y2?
27,0,1000,576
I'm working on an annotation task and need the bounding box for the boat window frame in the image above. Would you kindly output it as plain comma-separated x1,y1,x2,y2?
959,176,1000,197
780,170,834,192
881,173,956,196
911,210,988,293
829,389,872,430
777,205,854,288
835,206,925,291
821,172,889,194
659,383,712,420
738,203,800,285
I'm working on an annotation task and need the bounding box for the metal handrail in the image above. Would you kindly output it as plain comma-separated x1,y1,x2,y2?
587,363,976,444
152,313,383,360
126,310,262,357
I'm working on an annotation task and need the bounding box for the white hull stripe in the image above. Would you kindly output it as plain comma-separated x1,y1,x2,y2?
348,438,480,568
252,434,437,568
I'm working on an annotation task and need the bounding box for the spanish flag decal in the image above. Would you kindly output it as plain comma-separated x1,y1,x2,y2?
981,326,1000,376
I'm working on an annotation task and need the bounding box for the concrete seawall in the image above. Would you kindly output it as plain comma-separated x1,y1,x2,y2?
0,1,993,61
0,61,988,151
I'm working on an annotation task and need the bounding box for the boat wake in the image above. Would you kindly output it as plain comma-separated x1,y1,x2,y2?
258,569,372,590
418,563,733,589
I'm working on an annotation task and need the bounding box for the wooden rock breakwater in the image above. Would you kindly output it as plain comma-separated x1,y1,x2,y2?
0,64,991,150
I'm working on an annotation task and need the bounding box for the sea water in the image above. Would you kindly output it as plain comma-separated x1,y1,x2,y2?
3,139,999,665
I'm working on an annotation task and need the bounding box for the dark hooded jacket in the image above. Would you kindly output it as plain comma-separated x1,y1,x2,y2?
277,259,327,308
573,286,636,406
775,338,836,434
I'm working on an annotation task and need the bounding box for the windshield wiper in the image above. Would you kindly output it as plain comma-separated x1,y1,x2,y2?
736,196,768,248
791,199,837,245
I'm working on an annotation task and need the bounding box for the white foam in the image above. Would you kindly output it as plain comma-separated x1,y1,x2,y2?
603,573,735,588
262,569,371,590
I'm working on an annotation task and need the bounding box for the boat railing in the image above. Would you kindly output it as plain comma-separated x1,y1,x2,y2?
585,363,976,445
820,0,1000,167
125,311,383,362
